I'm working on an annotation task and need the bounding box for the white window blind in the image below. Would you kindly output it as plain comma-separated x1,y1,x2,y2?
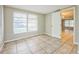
28,14,38,32
13,12,27,34
13,12,38,34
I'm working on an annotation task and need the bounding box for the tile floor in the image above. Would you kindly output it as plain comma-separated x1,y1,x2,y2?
2,35,77,54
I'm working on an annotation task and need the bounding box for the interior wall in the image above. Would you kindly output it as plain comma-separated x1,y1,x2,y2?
45,11,61,39
4,6,45,42
51,12,61,39
0,5,4,52
45,13,52,36
75,6,79,44
75,5,79,53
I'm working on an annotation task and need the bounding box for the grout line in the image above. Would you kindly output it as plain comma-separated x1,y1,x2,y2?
44,35,76,53
70,44,78,54
3,35,75,54
25,41,33,54
15,41,17,54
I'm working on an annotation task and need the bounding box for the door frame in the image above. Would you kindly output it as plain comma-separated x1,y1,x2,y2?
60,6,75,44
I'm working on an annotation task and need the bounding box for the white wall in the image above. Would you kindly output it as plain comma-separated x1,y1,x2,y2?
75,5,79,53
45,13,52,36
45,12,61,39
4,7,45,42
51,12,61,39
0,5,4,52
75,6,79,44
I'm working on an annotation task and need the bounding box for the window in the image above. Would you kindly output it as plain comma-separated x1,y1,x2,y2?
65,20,74,27
13,12,38,34
28,14,38,32
70,20,74,27
65,20,70,27
13,12,27,34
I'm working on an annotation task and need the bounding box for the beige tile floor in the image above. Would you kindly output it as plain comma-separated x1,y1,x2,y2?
2,35,77,54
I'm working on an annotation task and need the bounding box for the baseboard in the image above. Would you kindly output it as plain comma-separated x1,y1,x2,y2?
45,33,60,40
73,42,78,45
44,33,52,36
4,33,60,43
4,33,44,43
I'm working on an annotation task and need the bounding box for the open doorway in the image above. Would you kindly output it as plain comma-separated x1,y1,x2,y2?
60,7,75,45
51,7,75,44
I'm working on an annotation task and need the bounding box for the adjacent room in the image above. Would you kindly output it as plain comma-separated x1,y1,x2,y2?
0,5,79,54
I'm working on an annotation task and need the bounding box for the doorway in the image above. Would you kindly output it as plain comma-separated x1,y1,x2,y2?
51,6,75,45
60,7,75,44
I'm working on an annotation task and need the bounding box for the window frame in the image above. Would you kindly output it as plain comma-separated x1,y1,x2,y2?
13,12,38,34
13,12,28,34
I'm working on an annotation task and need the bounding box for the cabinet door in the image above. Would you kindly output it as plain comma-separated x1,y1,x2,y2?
0,6,4,52
52,12,61,39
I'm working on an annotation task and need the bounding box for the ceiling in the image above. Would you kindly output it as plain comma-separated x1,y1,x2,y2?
61,8,74,20
6,5,71,14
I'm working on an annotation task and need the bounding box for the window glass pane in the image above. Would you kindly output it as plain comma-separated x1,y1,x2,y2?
65,20,74,27
65,20,70,27
13,12,27,34
70,20,74,27
14,28,27,34
28,14,38,32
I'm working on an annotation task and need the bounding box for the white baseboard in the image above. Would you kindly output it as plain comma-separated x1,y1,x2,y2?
4,33,44,43
45,33,52,36
74,42,78,45
45,33,60,39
